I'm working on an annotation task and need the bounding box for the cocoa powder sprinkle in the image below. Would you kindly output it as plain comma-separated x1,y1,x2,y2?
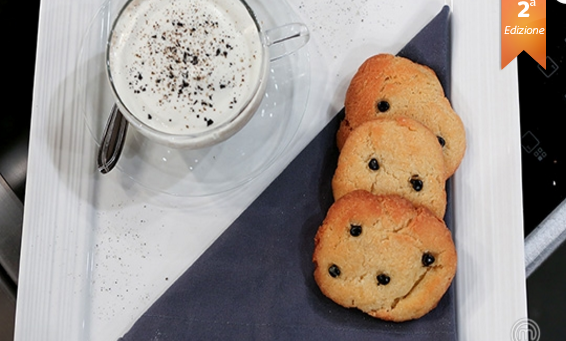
112,0,261,134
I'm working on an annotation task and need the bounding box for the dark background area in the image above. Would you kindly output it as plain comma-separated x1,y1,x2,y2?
0,0,40,340
518,1,566,340
0,0,36,173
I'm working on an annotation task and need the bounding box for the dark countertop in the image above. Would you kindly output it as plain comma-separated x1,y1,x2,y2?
0,0,39,340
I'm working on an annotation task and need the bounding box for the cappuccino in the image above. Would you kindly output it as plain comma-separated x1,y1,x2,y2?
108,0,265,135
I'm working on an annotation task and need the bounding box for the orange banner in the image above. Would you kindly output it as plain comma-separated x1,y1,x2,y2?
501,0,546,69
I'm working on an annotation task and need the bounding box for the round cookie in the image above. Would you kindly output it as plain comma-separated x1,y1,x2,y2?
337,53,466,177
313,190,457,322
332,116,447,218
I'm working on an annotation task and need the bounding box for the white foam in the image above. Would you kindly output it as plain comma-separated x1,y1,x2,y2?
108,0,264,135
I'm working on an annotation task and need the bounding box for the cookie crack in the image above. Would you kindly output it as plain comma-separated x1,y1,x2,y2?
381,204,414,234
390,267,431,310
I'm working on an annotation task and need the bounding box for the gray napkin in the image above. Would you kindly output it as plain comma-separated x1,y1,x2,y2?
120,5,456,340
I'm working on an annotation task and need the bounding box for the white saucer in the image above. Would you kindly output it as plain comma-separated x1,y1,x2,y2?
76,0,310,196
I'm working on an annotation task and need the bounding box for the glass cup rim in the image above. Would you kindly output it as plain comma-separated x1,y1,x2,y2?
105,0,269,147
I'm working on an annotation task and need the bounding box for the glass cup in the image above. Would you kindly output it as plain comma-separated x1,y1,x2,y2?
106,0,309,149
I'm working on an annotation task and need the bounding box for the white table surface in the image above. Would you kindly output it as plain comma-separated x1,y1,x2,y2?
15,0,527,340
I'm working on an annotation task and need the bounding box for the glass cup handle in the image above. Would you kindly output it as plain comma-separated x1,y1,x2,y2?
265,23,310,61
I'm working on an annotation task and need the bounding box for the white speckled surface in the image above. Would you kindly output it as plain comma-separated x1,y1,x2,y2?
15,0,527,340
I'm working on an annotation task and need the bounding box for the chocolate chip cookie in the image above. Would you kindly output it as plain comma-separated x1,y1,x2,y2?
337,53,466,177
312,190,457,322
332,116,447,218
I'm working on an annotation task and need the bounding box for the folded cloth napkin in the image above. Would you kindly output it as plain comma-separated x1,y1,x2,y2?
120,5,456,341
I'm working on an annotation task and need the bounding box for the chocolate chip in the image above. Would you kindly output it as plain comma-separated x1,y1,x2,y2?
376,100,390,112
377,274,390,285
328,264,341,278
437,136,446,147
368,158,379,171
350,224,362,237
422,253,435,266
410,177,423,192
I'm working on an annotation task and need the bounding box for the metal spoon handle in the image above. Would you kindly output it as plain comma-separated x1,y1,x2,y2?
97,104,129,174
